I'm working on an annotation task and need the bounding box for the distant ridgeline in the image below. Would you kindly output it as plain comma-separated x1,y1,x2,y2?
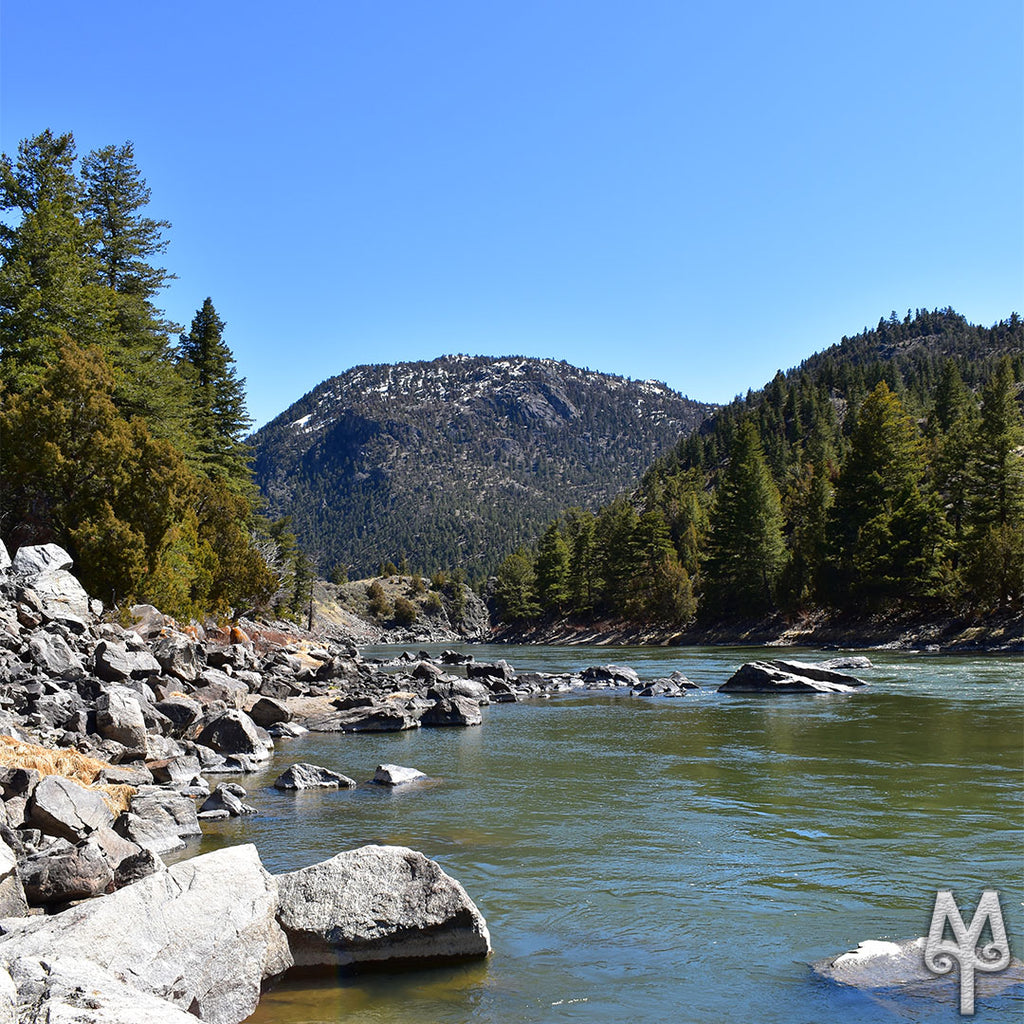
249,356,712,581
494,309,1024,626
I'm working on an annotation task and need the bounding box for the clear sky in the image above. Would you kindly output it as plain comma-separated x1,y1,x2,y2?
2,0,1021,428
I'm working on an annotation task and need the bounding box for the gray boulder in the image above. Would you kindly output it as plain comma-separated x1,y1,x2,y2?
373,764,427,786
0,540,10,574
820,656,874,670
249,696,292,728
421,695,483,727
147,755,203,788
581,664,641,688
9,955,199,1023
275,845,491,968
154,695,203,737
197,709,272,761
19,835,114,905
26,776,113,843
307,702,421,733
273,763,356,790
27,632,82,678
116,787,201,855
0,839,26,919
191,668,249,708
719,659,868,694
95,686,148,757
199,784,256,819
10,544,72,578
0,844,292,1024
152,633,204,684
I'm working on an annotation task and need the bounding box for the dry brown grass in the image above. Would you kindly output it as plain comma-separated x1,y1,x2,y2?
0,735,136,813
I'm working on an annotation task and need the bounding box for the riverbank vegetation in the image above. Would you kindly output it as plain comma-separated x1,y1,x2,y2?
494,310,1024,629
0,130,296,620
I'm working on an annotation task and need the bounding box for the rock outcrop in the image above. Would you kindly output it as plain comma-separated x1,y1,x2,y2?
718,659,868,694
275,845,491,969
0,844,292,1024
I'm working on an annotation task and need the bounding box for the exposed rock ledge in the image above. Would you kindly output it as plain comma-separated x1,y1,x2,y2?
0,842,491,1024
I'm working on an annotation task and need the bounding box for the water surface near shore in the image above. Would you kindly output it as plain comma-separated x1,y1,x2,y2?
215,645,1022,1023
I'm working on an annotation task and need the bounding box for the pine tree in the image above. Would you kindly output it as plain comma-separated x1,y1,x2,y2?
0,130,107,387
177,298,252,489
535,521,570,613
964,357,1024,607
703,419,786,615
79,141,184,436
828,381,949,606
493,549,540,621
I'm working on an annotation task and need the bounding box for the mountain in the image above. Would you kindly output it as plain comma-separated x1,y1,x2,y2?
249,355,712,579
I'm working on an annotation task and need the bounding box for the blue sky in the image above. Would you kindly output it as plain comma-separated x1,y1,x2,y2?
2,0,1021,427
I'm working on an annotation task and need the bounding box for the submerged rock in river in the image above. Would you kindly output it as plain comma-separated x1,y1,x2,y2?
275,844,491,969
373,764,427,786
811,937,1024,1006
719,659,868,694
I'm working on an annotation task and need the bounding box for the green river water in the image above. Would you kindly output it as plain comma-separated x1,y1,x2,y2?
195,644,1021,1023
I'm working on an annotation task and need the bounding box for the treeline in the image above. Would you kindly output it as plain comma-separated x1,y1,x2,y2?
0,130,296,620
493,310,1024,625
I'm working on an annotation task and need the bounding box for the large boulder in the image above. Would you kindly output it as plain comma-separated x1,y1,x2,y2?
9,956,199,1023
249,696,292,728
0,844,292,1024
372,764,426,786
10,544,72,578
0,839,26,919
95,686,148,757
115,787,201,854
24,570,92,620
306,703,421,734
581,664,641,688
421,695,483,727
275,845,491,969
26,776,114,843
718,659,868,694
197,709,272,761
19,835,115,906
152,633,204,684
273,763,355,790
27,632,83,678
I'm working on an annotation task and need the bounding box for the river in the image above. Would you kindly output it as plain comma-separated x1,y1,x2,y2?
196,644,1022,1023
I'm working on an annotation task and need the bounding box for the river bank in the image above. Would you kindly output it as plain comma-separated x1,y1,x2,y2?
489,607,1024,653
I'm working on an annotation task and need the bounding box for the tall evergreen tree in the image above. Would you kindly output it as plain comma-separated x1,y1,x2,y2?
80,141,184,434
0,130,107,386
703,419,786,615
828,381,949,606
535,521,570,614
177,298,252,489
964,357,1024,607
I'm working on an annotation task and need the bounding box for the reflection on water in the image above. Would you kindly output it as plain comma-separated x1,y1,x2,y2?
228,645,1023,1023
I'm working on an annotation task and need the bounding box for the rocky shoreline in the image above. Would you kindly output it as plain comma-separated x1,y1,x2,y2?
490,607,1024,653
0,541,505,1023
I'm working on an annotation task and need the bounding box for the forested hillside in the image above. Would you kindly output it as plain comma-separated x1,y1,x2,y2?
249,357,711,580
0,130,279,619
494,309,1024,626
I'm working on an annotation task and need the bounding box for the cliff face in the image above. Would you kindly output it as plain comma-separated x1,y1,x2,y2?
250,355,712,579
